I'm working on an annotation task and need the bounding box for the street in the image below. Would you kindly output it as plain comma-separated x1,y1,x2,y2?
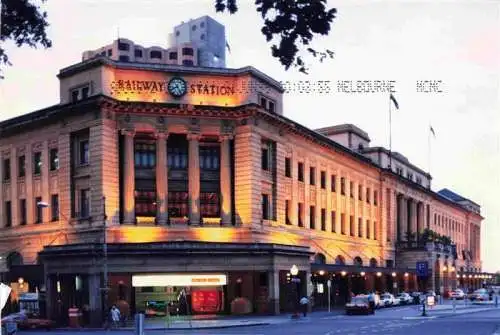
15,305,500,335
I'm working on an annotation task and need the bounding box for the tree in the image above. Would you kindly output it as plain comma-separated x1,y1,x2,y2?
216,0,336,74
0,0,52,79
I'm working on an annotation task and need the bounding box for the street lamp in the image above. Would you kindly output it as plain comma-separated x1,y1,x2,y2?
290,265,300,319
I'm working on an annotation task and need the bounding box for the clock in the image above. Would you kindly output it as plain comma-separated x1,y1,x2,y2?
167,77,187,98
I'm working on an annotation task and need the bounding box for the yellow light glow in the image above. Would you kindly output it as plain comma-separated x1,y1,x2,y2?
391,272,396,277
443,266,447,271
404,272,409,277
360,272,366,276
319,270,325,276
376,272,382,277
341,271,347,277
193,228,236,243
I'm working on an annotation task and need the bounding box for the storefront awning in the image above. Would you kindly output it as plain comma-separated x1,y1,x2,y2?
132,274,227,287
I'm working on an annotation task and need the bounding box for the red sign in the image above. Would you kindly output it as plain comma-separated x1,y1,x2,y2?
191,290,220,313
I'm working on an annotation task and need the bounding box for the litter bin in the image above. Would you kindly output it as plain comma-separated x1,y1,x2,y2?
68,307,81,328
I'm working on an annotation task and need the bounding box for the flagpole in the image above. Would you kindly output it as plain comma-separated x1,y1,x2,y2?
389,94,392,170
428,123,432,176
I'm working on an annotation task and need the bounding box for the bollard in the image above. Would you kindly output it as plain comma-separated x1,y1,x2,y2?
495,295,498,308
135,313,145,335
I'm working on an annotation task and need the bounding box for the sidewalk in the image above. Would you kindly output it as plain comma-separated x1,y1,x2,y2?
411,301,498,318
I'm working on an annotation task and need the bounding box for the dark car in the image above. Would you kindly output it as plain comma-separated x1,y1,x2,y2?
345,295,374,315
2,312,55,331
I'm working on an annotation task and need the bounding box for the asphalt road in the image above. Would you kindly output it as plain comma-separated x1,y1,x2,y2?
15,305,500,335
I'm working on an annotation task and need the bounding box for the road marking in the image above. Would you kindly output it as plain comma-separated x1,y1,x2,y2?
402,316,436,320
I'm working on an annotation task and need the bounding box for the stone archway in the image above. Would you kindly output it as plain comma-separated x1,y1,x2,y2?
313,253,326,264
353,256,363,267
369,258,378,267
335,255,346,265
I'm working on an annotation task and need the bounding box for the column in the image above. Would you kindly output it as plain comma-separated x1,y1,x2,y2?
42,140,50,223
219,135,232,225
315,164,321,231
155,132,168,225
188,133,201,225
345,175,351,236
335,171,341,233
268,269,280,315
25,144,34,224
88,273,103,327
122,129,135,224
304,157,310,229
291,152,298,226
10,148,18,226
380,187,387,244
326,166,332,232
354,180,359,237
410,199,417,236
398,195,407,241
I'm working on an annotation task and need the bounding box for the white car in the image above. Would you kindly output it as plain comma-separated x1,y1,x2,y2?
380,293,395,307
396,293,413,304
470,289,489,301
450,289,465,300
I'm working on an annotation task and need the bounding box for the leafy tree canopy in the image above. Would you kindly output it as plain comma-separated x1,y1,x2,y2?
0,0,52,78
215,0,336,74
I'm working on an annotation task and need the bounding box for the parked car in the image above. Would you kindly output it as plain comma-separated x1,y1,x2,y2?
345,295,374,315
380,293,395,307
396,293,413,305
1,312,55,331
470,289,489,301
450,289,465,300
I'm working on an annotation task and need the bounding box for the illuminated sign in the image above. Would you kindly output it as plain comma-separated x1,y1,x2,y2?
110,79,236,97
132,274,227,287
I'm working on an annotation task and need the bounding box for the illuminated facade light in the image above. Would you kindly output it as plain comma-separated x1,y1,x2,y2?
376,272,382,277
341,271,347,277
391,272,396,277
319,270,325,276
360,272,366,276
404,272,409,277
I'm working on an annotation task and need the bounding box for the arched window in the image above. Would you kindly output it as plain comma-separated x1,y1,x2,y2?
313,253,326,264
353,256,363,266
369,258,378,267
335,255,345,265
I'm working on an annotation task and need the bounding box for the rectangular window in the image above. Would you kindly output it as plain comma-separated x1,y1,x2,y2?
349,181,354,198
134,141,156,169
262,194,270,220
340,177,345,195
260,97,267,108
331,175,336,192
366,219,370,239
200,193,220,218
366,188,371,204
135,191,157,217
169,52,178,60
33,152,42,175
5,201,12,227
358,185,363,201
81,86,89,99
309,206,315,229
167,192,188,217
321,208,326,231
3,159,10,181
285,157,291,177
199,146,220,171
182,47,194,56
51,194,59,221
79,140,89,165
350,215,354,236
35,196,42,223
340,213,345,235
374,221,377,240
309,167,315,185
80,189,90,218
268,101,275,113
19,199,26,225
358,218,362,237
118,42,130,51
134,49,143,57
50,148,59,171
298,162,304,182
285,200,291,225
261,147,269,170
71,89,79,102
320,171,326,189
18,155,25,178
374,191,378,206
150,50,162,59
298,203,304,227
331,211,336,233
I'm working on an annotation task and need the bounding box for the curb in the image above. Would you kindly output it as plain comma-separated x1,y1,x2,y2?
428,307,496,319
53,322,271,331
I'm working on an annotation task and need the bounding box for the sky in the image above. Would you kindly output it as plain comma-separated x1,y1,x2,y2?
0,0,499,271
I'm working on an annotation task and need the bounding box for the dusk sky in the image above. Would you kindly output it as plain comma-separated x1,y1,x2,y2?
0,1,499,270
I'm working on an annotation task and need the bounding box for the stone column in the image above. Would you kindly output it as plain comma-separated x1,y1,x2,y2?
335,172,341,233
10,148,18,226
268,269,280,315
304,157,310,229
188,133,201,225
345,175,351,236
219,135,232,225
354,180,360,237
122,129,135,224
410,199,418,236
42,140,50,223
88,273,103,327
326,166,332,232
315,165,321,231
25,144,34,225
155,132,169,225
290,152,298,226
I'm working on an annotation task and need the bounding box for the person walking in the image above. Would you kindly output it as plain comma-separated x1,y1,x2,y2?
299,296,309,317
367,292,376,314
110,305,121,328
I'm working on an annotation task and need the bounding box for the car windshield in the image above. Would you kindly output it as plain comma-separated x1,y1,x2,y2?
352,297,368,304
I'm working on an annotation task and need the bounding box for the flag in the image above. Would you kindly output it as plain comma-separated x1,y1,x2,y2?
390,93,399,110
226,41,231,54
430,125,436,138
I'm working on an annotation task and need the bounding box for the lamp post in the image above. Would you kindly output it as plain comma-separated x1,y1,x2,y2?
290,265,300,319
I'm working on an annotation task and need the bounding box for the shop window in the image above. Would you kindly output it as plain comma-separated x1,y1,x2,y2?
50,148,59,171
285,157,291,177
18,155,25,177
33,152,42,175
200,193,219,218
168,192,188,217
3,159,10,181
199,146,220,170
135,190,157,217
134,141,156,169
35,196,42,223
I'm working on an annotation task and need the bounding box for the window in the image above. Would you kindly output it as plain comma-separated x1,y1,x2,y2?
71,85,90,102
192,25,197,31
199,146,220,170
175,30,180,36
309,167,315,185
358,218,362,237
119,55,130,62
260,97,266,108
262,194,270,220
5,201,11,227
134,141,156,169
150,50,162,59
182,47,194,56
285,157,291,177
200,21,205,28
358,185,362,201
182,59,194,66
82,87,89,98
340,213,345,234
298,203,304,227
350,215,354,236
298,162,304,182
107,49,112,56
169,52,178,60
50,149,59,171
340,177,345,195
118,42,130,51
18,156,25,177
285,200,291,225
331,175,336,192
168,192,188,217
321,208,326,231
366,188,371,204
374,191,378,206
3,159,10,181
35,196,42,223
373,221,377,240
135,190,157,217
167,146,188,169
331,211,336,232
309,206,315,229
80,189,90,218
349,181,354,198
134,49,143,58
268,101,275,113
51,194,59,221
33,152,42,175
71,90,79,102
79,140,89,165
200,33,205,40
366,220,370,239
320,171,326,189
261,141,272,171
19,199,26,225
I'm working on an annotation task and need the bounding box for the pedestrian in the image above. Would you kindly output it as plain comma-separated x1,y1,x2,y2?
299,296,309,317
367,292,375,314
110,305,121,328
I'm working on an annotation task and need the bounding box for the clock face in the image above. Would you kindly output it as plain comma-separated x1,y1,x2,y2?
168,77,187,98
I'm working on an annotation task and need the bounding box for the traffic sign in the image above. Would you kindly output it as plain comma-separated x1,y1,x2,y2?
416,261,429,277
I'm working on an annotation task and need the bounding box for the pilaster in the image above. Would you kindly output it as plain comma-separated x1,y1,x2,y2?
326,166,332,232
304,157,310,229
155,132,169,225
188,133,201,225
42,140,50,223
219,135,232,225
25,144,33,225
122,129,136,224
58,133,71,225
290,151,298,226
335,171,341,233
10,148,18,226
